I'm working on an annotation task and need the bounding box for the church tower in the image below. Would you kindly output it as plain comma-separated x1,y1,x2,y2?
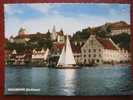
51,25,57,40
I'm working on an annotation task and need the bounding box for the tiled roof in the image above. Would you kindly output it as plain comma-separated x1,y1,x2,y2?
109,21,130,30
52,42,83,53
111,25,130,30
96,37,118,50
53,43,64,49
71,42,84,53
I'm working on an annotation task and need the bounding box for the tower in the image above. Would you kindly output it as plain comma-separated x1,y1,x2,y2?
51,25,57,40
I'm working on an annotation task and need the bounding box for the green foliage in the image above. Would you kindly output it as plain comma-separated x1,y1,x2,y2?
5,41,14,51
5,26,130,53
73,28,90,41
5,31,53,52
46,30,53,49
111,32,130,51
106,26,111,33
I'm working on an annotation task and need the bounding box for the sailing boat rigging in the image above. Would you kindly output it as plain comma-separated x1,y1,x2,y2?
56,35,79,68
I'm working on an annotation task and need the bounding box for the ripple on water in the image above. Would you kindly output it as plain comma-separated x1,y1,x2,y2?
5,64,133,96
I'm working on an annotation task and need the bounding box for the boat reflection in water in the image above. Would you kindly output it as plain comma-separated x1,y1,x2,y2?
62,69,77,95
5,65,133,96
48,69,79,96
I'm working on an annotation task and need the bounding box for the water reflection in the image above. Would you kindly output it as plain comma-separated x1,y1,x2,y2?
47,69,78,96
5,67,32,95
61,69,77,95
31,68,50,95
5,65,133,96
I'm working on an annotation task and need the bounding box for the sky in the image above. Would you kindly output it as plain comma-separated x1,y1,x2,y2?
4,3,130,38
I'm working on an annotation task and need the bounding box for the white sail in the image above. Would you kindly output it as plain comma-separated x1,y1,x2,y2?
57,35,76,67
57,46,65,66
64,36,76,65
44,48,49,60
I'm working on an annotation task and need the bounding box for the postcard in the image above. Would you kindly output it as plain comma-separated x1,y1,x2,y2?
4,3,133,96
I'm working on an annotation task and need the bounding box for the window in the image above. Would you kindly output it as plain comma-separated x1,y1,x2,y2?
89,54,91,57
88,49,91,52
94,49,96,52
94,54,96,57
90,40,93,45
84,59,86,63
92,59,95,63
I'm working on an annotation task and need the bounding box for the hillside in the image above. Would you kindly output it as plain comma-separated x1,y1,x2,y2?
72,21,131,51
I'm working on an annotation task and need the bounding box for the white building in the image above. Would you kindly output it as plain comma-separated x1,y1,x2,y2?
32,48,49,62
111,25,130,35
103,21,130,36
51,26,65,43
10,28,30,44
56,30,65,43
51,25,57,40
81,34,130,65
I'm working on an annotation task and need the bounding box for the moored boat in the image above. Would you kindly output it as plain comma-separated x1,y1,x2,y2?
56,35,80,69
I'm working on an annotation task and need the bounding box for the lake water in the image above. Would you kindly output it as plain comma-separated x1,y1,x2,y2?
5,64,133,96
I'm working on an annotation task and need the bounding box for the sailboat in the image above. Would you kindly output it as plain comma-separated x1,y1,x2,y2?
56,35,79,68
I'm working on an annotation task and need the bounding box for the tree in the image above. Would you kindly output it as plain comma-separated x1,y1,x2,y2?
111,32,130,51
46,30,53,49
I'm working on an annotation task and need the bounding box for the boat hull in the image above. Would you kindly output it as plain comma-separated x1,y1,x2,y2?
55,66,80,69
55,65,80,69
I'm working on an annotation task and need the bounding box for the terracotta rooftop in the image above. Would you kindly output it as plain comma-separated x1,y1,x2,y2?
53,42,64,50
96,37,118,50
52,41,83,53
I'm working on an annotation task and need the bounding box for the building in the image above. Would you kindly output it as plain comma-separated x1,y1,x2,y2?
14,54,26,65
31,48,49,64
71,41,83,65
81,34,130,65
5,49,32,65
56,29,65,43
18,27,27,36
111,26,130,35
51,26,65,43
9,27,30,44
110,21,130,35
9,50,27,65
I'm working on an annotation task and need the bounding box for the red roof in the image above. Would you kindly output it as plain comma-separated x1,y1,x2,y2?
53,43,64,50
71,42,84,53
52,42,83,53
96,37,118,50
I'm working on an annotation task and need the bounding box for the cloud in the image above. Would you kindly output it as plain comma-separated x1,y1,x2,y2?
28,3,54,14
4,4,24,16
5,13,128,38
4,3,130,38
